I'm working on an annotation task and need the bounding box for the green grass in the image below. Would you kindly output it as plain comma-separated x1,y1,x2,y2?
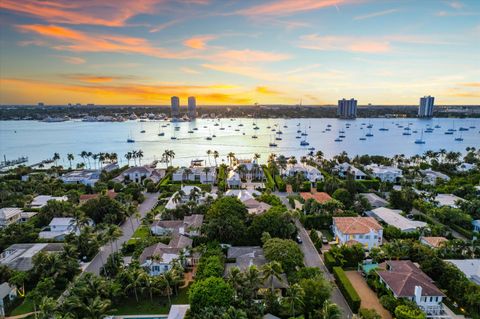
112,286,190,315
9,298,34,316
127,225,150,245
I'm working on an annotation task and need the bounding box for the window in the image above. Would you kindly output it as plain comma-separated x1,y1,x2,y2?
365,235,370,239
358,234,363,239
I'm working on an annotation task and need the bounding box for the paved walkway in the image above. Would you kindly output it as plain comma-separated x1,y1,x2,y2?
345,271,392,319
84,192,159,275
296,220,353,319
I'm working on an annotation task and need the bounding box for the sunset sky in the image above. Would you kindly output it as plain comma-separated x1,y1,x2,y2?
0,0,479,105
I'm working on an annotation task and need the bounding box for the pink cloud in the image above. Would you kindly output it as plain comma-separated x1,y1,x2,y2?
235,0,350,16
183,35,217,49
298,34,391,53
214,49,290,62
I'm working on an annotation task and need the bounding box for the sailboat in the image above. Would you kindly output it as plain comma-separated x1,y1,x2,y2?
365,127,374,137
127,131,135,143
158,124,165,136
379,121,389,131
414,130,425,144
269,135,278,147
140,122,146,133
454,132,464,141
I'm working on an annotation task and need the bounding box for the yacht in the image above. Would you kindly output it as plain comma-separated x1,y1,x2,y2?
308,147,315,151
127,138,135,143
444,131,454,135
455,132,464,141
275,137,282,141
269,142,278,147
459,127,469,131
334,138,342,142
296,136,301,139
359,137,366,141
206,136,212,140
300,140,309,146
188,130,194,133
414,130,425,144
365,128,374,137
252,135,258,139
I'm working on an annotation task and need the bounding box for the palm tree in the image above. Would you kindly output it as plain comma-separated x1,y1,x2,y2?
125,152,132,166
183,168,193,182
80,151,88,167
83,296,112,319
283,283,305,317
213,150,219,167
125,269,147,302
67,153,74,169
160,271,175,306
202,167,211,182
137,149,144,165
315,300,342,319
261,261,283,293
173,189,185,204
206,149,212,166
105,225,123,252
52,152,60,167
86,151,93,168
92,153,99,169
228,152,236,167
132,150,138,166
167,150,176,166
189,187,201,202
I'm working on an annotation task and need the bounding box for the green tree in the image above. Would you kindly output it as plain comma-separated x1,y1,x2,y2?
189,277,235,313
394,305,426,319
204,197,248,244
263,238,303,274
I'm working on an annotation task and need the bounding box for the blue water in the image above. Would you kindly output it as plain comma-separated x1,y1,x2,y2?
0,118,479,167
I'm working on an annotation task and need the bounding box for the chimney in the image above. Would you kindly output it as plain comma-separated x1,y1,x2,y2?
414,286,422,304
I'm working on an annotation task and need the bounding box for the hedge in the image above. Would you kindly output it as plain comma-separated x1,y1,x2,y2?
316,181,325,192
450,224,473,239
300,181,312,192
274,175,286,192
332,267,361,313
262,166,276,191
324,251,337,271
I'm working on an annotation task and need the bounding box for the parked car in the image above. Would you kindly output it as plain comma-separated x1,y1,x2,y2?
296,235,303,244
322,236,329,244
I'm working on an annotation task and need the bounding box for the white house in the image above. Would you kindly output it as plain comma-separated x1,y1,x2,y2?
332,217,383,250
140,235,193,276
367,207,427,232
377,260,446,317
60,170,100,186
172,166,216,184
457,162,476,172
365,164,402,183
284,163,324,184
0,282,17,318
225,190,271,215
445,259,480,285
30,195,68,209
0,208,36,228
227,171,242,189
118,166,164,184
151,214,204,237
473,220,480,233
233,158,264,181
334,163,367,180
434,194,464,208
38,217,80,240
419,169,450,185
0,243,64,271
164,185,216,210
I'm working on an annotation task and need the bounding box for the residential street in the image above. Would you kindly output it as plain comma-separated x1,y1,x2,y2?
84,192,159,275
296,220,353,319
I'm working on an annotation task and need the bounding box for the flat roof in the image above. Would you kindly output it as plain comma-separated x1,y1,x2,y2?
368,207,427,232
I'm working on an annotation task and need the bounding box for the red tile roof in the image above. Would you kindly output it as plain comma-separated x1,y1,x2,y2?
333,217,383,234
300,192,332,204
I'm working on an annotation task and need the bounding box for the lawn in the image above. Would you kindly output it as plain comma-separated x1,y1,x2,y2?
112,285,190,315
319,229,334,241
127,225,150,245
9,298,34,316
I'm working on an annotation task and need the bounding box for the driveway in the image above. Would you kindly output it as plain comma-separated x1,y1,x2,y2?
296,220,353,319
84,192,159,275
345,271,392,319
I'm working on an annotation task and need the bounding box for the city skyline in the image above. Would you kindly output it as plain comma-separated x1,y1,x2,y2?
1,0,479,105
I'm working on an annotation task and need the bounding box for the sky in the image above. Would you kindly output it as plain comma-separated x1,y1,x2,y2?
0,0,479,105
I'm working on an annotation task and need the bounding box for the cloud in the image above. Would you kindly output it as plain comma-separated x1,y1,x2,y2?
63,74,140,83
0,77,254,104
183,35,217,49
235,0,350,17
448,1,464,9
298,34,391,53
214,49,290,62
459,82,480,87
354,8,399,20
16,24,196,59
149,19,182,33
52,55,86,64
181,67,201,74
0,0,163,27
256,86,281,95
202,63,278,81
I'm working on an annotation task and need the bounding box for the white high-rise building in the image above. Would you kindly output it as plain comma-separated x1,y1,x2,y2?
188,96,196,118
337,98,357,119
418,96,434,118
171,96,180,118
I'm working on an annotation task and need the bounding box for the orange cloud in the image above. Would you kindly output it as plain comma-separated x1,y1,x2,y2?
0,0,163,27
180,67,201,74
236,0,350,16
256,86,280,95
0,78,254,105
16,24,196,59
298,34,391,53
183,35,216,49
52,55,86,64
460,82,480,87
214,49,290,62
63,74,141,83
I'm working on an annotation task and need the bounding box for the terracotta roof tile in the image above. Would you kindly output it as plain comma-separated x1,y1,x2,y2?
333,217,383,234
300,192,332,204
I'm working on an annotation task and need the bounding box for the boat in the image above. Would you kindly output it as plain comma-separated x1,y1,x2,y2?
334,138,342,142
275,137,282,141
188,130,194,133
308,147,315,151
127,138,135,143
325,128,331,131
269,142,278,147
455,132,464,141
459,127,469,131
253,126,260,130
414,130,425,144
444,131,454,135
140,130,146,133
402,132,411,136
435,125,441,128
252,135,258,139
297,130,302,133
365,128,374,137
300,140,309,146
359,137,366,141
206,136,212,140
193,127,198,131
212,134,216,137
296,136,301,139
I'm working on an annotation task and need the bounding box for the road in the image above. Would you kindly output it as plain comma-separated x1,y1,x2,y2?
296,220,353,319
84,192,159,275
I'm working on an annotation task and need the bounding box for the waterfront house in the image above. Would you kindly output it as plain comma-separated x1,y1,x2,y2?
332,217,383,250
473,220,480,232
457,162,476,172
151,214,204,237
377,260,446,317
284,163,324,184
172,165,216,184
0,208,36,228
445,259,480,285
30,195,68,209
367,207,427,232
420,237,448,249
233,158,264,181
60,169,100,187
164,185,216,210
0,243,64,271
38,217,81,240
0,283,16,318
227,171,242,189
365,164,402,183
118,166,164,184
334,162,367,180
